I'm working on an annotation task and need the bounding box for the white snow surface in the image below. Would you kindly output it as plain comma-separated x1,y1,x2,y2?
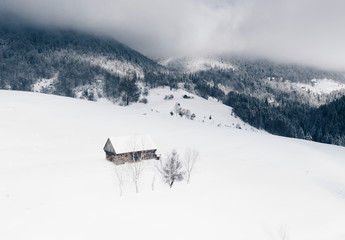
296,78,345,94
128,87,256,131
160,57,235,73
108,134,157,154
1,90,345,240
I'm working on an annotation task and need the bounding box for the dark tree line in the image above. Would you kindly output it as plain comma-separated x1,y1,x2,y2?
226,56,345,83
226,92,345,146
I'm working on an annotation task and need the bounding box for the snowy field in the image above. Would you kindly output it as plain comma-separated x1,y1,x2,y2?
1,90,345,240
296,78,345,94
127,87,256,131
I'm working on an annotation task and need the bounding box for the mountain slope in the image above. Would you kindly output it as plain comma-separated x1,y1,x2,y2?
0,20,164,98
1,90,345,240
128,87,257,131
164,57,345,146
1,19,345,147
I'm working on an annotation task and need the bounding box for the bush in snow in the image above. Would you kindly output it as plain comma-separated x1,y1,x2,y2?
158,149,185,188
139,98,148,104
164,94,174,100
179,108,191,119
173,102,192,119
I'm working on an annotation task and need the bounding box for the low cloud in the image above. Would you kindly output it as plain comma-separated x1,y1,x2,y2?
1,0,345,70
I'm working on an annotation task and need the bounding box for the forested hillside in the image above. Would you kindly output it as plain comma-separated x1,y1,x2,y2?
0,19,165,99
1,16,345,147
226,92,345,145
177,59,345,146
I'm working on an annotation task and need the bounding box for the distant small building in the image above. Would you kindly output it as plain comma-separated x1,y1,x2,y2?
103,134,158,164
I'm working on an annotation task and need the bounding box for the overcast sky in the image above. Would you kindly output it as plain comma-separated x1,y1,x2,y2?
1,0,345,70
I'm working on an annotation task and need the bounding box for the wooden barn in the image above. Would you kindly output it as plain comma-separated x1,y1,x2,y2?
103,135,158,164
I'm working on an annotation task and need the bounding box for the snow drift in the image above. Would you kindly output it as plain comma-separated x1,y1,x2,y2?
0,90,345,240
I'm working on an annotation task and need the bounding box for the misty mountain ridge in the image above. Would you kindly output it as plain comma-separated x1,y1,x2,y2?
159,55,345,80
1,20,345,146
1,19,344,99
0,20,165,98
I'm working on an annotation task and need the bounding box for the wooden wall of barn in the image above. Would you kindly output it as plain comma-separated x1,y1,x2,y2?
106,150,157,165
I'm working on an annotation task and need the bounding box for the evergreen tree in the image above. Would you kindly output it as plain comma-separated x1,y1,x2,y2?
119,78,140,105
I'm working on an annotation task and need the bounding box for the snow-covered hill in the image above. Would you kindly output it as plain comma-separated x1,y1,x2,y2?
159,57,235,73
128,87,256,131
0,24,164,98
1,90,345,240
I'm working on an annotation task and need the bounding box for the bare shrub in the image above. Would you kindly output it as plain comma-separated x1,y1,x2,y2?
184,148,199,184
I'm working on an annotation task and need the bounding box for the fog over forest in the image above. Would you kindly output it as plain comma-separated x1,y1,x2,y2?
1,0,345,71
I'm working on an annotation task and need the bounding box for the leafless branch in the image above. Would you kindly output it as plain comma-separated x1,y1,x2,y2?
184,148,199,184
114,164,124,196
125,136,147,193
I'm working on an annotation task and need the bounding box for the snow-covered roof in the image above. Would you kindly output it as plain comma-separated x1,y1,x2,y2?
107,134,157,154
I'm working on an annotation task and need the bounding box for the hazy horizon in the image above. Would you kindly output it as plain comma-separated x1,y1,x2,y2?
1,0,345,71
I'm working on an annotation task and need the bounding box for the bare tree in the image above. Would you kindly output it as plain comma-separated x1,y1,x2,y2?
114,165,124,196
159,149,185,188
278,225,289,240
151,176,155,191
126,151,146,193
184,148,199,184
125,136,147,193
